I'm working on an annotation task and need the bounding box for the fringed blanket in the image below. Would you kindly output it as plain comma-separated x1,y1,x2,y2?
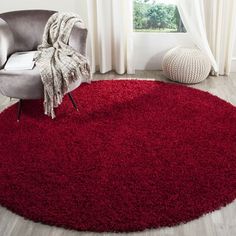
35,12,91,119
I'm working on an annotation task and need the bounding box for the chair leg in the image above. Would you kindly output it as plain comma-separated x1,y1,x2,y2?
68,92,78,111
17,100,23,122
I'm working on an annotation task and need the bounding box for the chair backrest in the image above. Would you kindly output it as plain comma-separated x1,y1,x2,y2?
0,10,56,52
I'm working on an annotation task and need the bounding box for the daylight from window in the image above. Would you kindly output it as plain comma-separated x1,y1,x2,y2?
134,0,186,32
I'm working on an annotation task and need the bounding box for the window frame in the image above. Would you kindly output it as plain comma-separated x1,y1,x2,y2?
133,0,186,34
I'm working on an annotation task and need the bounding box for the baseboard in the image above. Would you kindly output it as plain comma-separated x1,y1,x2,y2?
231,58,236,73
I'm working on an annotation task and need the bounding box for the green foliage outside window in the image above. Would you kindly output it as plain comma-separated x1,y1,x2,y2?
134,0,186,32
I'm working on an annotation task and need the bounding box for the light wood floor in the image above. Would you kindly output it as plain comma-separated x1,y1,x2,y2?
0,71,236,236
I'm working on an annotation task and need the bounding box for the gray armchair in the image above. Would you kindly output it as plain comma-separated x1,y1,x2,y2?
0,10,88,120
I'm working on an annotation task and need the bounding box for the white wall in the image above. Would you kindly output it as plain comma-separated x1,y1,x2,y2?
233,43,236,58
0,0,88,23
231,39,236,73
134,32,236,72
134,33,194,70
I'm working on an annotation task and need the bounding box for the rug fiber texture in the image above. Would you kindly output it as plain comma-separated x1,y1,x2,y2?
0,80,236,232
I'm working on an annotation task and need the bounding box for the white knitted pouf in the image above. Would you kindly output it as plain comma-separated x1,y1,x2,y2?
162,47,211,84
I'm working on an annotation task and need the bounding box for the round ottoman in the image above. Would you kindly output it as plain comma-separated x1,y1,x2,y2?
162,47,211,84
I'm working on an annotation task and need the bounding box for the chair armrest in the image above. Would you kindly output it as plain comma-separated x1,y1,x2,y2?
69,22,88,56
0,18,14,69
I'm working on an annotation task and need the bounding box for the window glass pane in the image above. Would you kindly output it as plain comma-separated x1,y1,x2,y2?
133,0,186,33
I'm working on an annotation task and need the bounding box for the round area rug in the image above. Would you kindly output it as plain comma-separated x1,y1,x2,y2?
0,80,236,232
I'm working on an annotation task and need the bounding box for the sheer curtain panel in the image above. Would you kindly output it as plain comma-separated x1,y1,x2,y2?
178,0,236,75
87,0,134,74
177,0,218,74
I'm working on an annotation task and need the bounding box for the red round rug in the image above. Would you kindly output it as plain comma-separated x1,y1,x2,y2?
0,80,236,232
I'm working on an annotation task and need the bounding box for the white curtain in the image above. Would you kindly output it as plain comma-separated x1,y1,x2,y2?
177,0,236,76
87,0,134,75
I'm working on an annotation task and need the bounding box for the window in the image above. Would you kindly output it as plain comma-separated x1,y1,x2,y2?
133,0,186,33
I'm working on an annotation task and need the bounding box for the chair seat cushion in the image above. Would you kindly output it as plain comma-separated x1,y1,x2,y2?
0,66,85,100
0,67,43,99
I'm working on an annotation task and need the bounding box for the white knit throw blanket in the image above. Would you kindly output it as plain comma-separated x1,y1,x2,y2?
35,12,91,119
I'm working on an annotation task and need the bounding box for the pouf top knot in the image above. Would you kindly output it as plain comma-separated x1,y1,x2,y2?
162,47,211,84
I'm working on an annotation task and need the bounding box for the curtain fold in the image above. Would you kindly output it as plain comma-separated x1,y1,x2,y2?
177,0,236,76
87,0,134,75
205,0,236,75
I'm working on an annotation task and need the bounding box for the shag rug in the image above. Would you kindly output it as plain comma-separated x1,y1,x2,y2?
0,80,236,233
